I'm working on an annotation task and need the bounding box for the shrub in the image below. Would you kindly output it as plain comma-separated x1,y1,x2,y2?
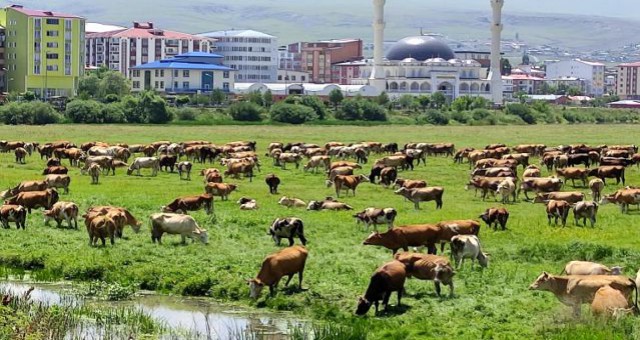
101,102,126,123
31,102,62,124
65,99,104,123
472,108,491,121
284,95,327,120
228,102,263,121
0,102,60,125
175,107,199,121
335,98,387,121
270,103,318,124
416,109,449,125
176,96,190,107
450,110,471,124
505,103,536,124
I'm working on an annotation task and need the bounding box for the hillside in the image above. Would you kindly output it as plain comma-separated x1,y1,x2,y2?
9,0,640,50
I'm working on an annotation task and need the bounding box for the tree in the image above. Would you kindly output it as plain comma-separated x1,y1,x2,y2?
270,103,318,124
65,100,104,123
246,91,264,107
210,89,226,105
228,101,263,121
284,95,327,120
335,98,387,121
416,95,431,109
140,91,173,124
451,96,473,112
500,58,512,75
176,96,190,107
78,74,101,97
416,109,449,125
98,71,131,99
506,103,536,124
567,87,583,96
397,94,416,110
376,92,390,106
328,88,344,109
430,92,447,109
262,90,273,108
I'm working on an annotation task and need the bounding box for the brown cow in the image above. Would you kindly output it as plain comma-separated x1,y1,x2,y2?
545,200,572,227
533,191,585,204
327,174,370,197
204,183,238,201
363,224,441,254
395,187,444,210
85,206,142,236
162,194,214,215
5,189,59,214
434,220,481,253
599,188,640,213
591,286,633,318
44,174,71,194
479,207,509,231
556,167,589,187
248,245,307,299
14,147,27,164
518,177,564,200
588,166,625,185
355,260,406,315
394,253,455,297
265,173,280,194
224,161,255,182
87,215,117,246
0,205,27,229
43,166,68,175
393,178,427,190
43,201,79,229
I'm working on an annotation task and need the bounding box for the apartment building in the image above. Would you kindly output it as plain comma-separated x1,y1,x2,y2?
280,39,363,84
545,59,605,96
616,62,640,100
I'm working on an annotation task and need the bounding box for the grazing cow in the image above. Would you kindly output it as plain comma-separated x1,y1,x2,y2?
176,162,192,180
480,207,509,231
265,173,280,194
450,235,488,269
502,153,530,169
327,166,356,182
600,188,640,213
44,174,71,194
378,167,398,188
204,183,237,201
363,224,441,254
394,253,455,297
589,178,605,202
573,201,598,227
238,197,258,210
545,200,572,227
43,166,68,175
278,196,307,208
567,154,591,168
204,171,223,184
591,286,633,318
383,143,399,154
149,213,208,244
87,215,117,246
394,178,427,190
162,194,213,215
465,176,505,200
435,220,481,253
471,166,516,178
46,158,61,167
0,205,27,229
13,180,47,195
496,177,517,204
38,144,55,159
224,160,255,182
528,272,637,317
556,167,589,187
330,161,361,170
14,147,27,164
304,155,331,174
43,201,79,229
89,164,101,184
81,156,115,176
306,200,353,211
533,191,585,204
278,152,303,170
394,187,444,210
353,208,397,231
159,154,177,172
269,217,307,246
127,157,160,176
85,206,141,236
599,157,634,167
523,165,541,178
5,189,59,214
355,260,406,315
375,155,414,171
249,245,308,299
518,177,564,200
562,261,622,276
327,174,370,197
588,166,625,185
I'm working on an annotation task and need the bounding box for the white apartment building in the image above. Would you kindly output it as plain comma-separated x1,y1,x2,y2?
86,22,213,76
545,59,605,96
197,29,278,82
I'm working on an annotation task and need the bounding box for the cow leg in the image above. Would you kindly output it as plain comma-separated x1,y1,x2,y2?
434,281,442,297
181,235,186,244
547,214,552,226
440,242,446,253
101,237,106,246
414,201,420,210
382,292,391,310
396,288,403,307
288,237,294,246
110,235,115,245
285,274,294,287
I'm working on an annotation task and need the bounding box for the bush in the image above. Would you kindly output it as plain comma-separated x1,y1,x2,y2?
65,99,104,123
416,109,449,125
335,98,387,121
0,102,61,125
450,110,471,124
175,107,199,121
176,96,190,107
228,101,263,121
270,103,318,124
101,102,126,123
505,103,536,124
472,108,491,121
284,95,327,120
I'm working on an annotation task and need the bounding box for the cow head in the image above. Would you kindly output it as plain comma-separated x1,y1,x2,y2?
362,232,382,246
194,229,208,244
394,187,410,197
248,278,264,299
355,297,372,315
532,194,547,204
479,210,491,224
277,196,289,205
237,197,253,205
529,271,552,291
126,168,134,176
306,201,321,211
353,211,366,223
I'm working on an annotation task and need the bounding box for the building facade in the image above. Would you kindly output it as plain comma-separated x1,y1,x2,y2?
130,52,234,94
198,30,278,83
294,39,363,84
276,69,309,83
545,59,605,97
616,62,640,100
86,22,213,76
0,5,85,97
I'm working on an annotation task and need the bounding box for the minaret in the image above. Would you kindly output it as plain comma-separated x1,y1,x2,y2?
490,0,504,105
370,0,386,91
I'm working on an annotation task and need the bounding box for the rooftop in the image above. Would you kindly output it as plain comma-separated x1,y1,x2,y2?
87,22,209,40
6,5,83,19
198,29,275,39
86,22,126,34
132,53,232,71
619,62,640,67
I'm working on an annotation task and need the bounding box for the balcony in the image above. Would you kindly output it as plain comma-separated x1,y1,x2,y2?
164,87,229,94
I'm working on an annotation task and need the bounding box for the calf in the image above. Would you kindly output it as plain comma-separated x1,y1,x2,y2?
162,194,213,215
562,261,622,276
204,183,237,201
591,286,633,318
89,164,101,184
573,201,598,227
479,207,509,231
149,213,208,244
353,208,397,231
546,200,572,227
394,253,455,297
0,205,27,229
355,260,406,315
265,173,280,194
43,201,79,229
278,196,306,208
249,245,308,299
269,217,307,246
14,147,27,164
306,200,353,211
450,235,489,269
363,224,440,254
394,187,444,210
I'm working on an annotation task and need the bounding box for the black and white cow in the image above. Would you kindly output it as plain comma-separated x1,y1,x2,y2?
269,217,307,246
353,208,397,231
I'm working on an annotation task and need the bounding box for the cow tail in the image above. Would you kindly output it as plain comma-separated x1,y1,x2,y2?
634,279,639,314
297,221,307,245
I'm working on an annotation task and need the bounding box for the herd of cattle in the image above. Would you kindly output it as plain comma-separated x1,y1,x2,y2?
1,139,640,318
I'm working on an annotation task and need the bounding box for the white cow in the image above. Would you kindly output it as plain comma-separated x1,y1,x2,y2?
149,213,208,244
278,196,307,208
43,201,79,229
127,157,160,176
562,261,622,276
496,178,517,204
450,235,488,269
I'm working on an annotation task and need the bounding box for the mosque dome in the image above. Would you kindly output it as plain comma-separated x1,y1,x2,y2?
386,35,455,61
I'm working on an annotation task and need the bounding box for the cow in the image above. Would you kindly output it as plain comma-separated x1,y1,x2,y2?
378,167,398,188
304,155,331,174
330,161,361,170
5,189,59,214
533,191,585,204
518,177,564,200
363,224,441,254
46,158,61,167
394,253,455,297
127,157,160,176
591,286,633,318
278,196,307,208
14,147,27,164
523,165,541,178
567,154,591,168
278,153,303,170
375,155,414,171
224,160,255,182
43,201,79,229
496,177,517,204
249,245,308,299
44,174,71,194
43,166,68,175
265,173,280,194
556,167,589,187
450,235,488,269
13,180,47,195
0,205,26,229
38,144,55,159
529,272,637,317
204,183,237,201
588,166,625,185
176,161,192,180
545,200,572,227
81,156,116,176
573,201,598,227
149,213,208,244
269,217,307,246
237,197,258,210
355,260,406,315
87,215,117,246
383,143,399,154
85,206,142,237
471,167,516,178
600,188,640,213
306,200,353,211
327,174,370,198
88,164,101,184
562,261,622,276
162,194,213,215
599,157,634,167
159,154,177,172
479,207,509,231
465,176,505,200
394,187,444,210
589,178,605,202
502,153,530,169
353,208,397,231
394,178,427,190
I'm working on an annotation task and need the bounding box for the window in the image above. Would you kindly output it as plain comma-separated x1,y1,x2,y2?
223,82,230,91
133,81,140,89
132,70,140,77
173,70,179,77
160,70,164,77
46,42,58,48
34,30,41,39
34,18,41,28
46,53,59,59
46,30,59,37
154,70,159,77
46,65,58,71
173,81,178,89
46,19,59,25
65,42,71,53
65,66,71,75
223,71,229,79
65,20,72,30
34,64,41,74
182,81,189,89
65,32,72,40
160,81,164,88
183,70,189,77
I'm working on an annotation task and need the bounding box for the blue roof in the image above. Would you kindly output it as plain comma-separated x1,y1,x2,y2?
175,52,224,58
133,61,233,71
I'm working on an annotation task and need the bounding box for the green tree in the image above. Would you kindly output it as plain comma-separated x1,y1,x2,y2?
501,58,512,75
416,95,431,109
262,90,273,108
65,100,104,123
121,95,143,123
210,89,226,105
246,91,264,106
567,87,583,96
176,96,190,107
270,103,318,124
397,94,416,110
506,103,536,124
78,74,101,97
284,95,327,120
376,92,390,106
139,91,172,124
335,98,387,121
328,88,344,109
451,96,473,112
228,101,263,121
98,71,131,99
430,92,447,109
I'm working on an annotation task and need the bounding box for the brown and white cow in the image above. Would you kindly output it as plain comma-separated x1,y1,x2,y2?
394,187,444,210
0,205,26,229
44,174,71,194
545,200,572,227
204,183,238,201
353,208,397,231
479,207,509,231
43,201,79,229
5,189,59,214
327,174,370,197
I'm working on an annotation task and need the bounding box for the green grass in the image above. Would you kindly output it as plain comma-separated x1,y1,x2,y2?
1,124,640,339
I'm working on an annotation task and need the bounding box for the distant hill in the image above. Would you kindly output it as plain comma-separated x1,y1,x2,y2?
8,0,640,50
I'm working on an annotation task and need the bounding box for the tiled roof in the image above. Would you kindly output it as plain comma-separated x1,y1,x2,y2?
87,26,209,40
7,5,82,19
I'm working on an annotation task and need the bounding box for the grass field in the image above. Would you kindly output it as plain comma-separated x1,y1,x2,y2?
1,124,640,339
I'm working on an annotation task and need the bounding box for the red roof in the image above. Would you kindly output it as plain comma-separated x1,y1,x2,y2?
87,23,208,40
8,5,82,19
619,62,640,67
504,74,544,80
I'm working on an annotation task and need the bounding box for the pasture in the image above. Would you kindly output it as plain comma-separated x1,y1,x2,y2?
1,124,640,339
